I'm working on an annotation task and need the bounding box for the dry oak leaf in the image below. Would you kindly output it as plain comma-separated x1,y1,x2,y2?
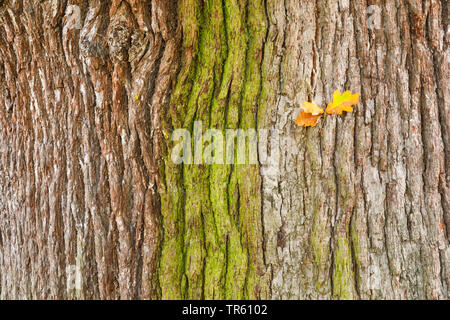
296,101,324,127
301,101,324,116
296,112,322,127
326,90,360,115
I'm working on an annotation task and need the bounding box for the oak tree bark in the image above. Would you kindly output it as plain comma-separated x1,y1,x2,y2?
0,0,448,300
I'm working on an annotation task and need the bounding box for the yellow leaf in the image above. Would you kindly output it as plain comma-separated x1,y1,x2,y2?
301,101,324,116
296,112,322,127
326,90,359,115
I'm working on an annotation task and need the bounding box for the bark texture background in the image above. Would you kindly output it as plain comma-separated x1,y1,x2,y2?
0,0,448,300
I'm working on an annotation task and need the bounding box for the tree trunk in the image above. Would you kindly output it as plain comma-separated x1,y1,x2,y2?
0,0,448,300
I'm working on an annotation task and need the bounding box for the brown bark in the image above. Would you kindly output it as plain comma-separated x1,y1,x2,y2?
0,0,179,299
0,0,448,300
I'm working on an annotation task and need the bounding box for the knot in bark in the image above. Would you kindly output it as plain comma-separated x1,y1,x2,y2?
128,30,150,64
107,22,132,62
80,37,107,60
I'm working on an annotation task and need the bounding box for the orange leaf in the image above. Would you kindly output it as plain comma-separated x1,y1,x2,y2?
326,90,360,115
296,112,322,127
300,101,324,116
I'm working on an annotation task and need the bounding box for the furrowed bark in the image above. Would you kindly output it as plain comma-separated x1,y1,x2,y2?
259,0,449,299
0,0,179,299
0,0,448,300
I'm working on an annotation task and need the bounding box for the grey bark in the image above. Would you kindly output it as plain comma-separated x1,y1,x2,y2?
260,0,449,299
